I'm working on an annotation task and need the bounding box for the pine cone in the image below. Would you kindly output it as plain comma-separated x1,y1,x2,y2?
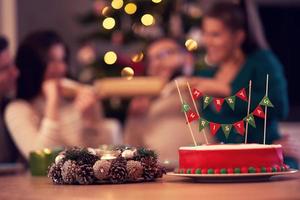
141,157,158,181
126,160,143,181
76,164,95,185
61,160,78,184
93,160,111,180
48,162,64,184
109,156,128,183
154,165,167,178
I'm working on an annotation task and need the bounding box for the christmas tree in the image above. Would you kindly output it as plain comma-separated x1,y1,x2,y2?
75,0,206,122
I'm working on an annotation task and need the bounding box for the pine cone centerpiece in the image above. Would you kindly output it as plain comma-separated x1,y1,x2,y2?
109,156,128,183
76,164,95,184
48,146,165,185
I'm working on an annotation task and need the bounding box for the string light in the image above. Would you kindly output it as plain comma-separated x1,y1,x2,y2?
131,52,144,63
102,17,116,30
101,6,111,16
121,67,134,80
124,3,137,15
141,14,155,26
111,0,123,10
104,51,117,65
152,0,162,3
185,39,198,51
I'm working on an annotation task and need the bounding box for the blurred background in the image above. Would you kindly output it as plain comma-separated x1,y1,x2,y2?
1,0,299,121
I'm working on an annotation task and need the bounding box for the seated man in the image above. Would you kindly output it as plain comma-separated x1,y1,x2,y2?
0,36,19,162
124,38,213,163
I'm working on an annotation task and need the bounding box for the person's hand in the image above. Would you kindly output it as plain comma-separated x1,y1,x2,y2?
128,97,151,116
74,86,99,119
42,79,61,120
274,135,300,162
42,79,61,102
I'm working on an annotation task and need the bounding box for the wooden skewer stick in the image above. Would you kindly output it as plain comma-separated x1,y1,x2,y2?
263,74,269,145
175,80,197,146
186,82,209,145
245,80,252,144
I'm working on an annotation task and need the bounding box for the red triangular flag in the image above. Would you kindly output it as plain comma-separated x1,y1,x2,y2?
192,88,202,100
236,88,248,102
213,98,224,112
253,105,265,119
233,120,245,135
210,122,221,136
186,110,199,123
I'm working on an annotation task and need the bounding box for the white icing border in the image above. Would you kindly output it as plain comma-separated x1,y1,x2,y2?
179,144,282,151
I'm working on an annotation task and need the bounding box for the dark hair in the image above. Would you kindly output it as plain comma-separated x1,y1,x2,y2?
203,1,261,54
0,36,9,53
16,30,68,100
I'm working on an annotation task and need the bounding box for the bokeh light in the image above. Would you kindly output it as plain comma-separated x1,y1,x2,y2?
131,52,144,63
124,3,137,15
102,17,116,30
152,0,162,3
111,0,124,10
121,67,134,80
141,14,155,26
101,6,111,16
104,51,117,65
185,39,198,51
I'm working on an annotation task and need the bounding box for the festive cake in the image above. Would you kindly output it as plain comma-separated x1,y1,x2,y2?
176,144,289,174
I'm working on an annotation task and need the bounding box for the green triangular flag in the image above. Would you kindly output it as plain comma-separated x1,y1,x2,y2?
259,96,274,107
199,118,209,132
225,96,236,110
221,124,232,139
203,96,213,109
181,102,191,112
244,113,256,128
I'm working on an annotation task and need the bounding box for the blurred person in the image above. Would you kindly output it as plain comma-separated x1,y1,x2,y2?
0,36,19,163
124,38,213,163
176,1,298,168
5,31,121,160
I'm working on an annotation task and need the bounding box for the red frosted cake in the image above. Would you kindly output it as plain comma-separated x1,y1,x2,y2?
176,144,289,174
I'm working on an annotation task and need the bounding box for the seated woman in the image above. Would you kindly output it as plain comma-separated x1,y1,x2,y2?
182,2,298,168
124,38,213,162
5,31,121,159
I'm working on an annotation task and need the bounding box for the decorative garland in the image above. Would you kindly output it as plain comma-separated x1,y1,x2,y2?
48,147,166,184
182,88,274,139
192,87,249,111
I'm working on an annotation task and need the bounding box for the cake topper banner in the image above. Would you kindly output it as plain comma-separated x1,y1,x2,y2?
182,101,273,138
192,87,248,112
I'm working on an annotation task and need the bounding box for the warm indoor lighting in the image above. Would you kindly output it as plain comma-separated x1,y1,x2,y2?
102,17,116,30
185,38,198,51
104,51,117,65
124,3,137,15
121,67,134,80
101,6,111,16
152,0,162,3
141,14,155,26
131,52,144,63
111,0,124,10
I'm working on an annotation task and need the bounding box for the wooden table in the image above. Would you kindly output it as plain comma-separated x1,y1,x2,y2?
0,172,299,200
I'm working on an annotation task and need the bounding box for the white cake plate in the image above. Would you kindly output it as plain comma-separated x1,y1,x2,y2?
167,169,298,182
